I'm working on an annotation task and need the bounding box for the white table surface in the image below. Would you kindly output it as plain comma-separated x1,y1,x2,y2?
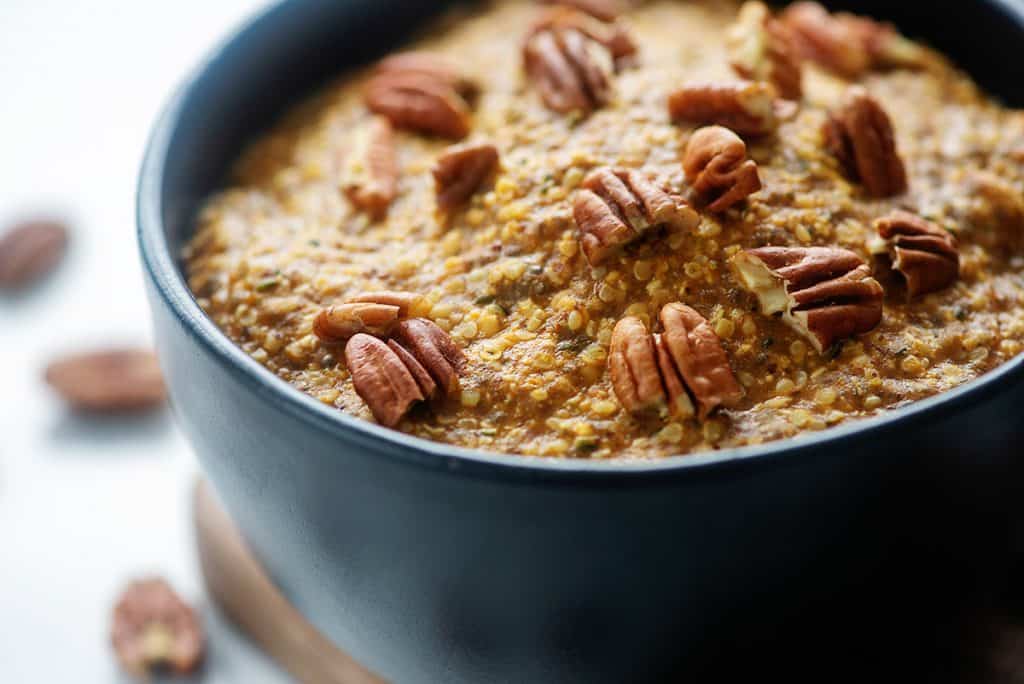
0,1,289,681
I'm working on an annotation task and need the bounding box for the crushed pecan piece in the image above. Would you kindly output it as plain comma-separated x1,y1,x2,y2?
365,52,474,139
340,116,398,218
392,318,467,397
531,6,637,65
0,218,68,289
573,167,699,265
610,316,666,414
523,24,616,115
732,246,884,353
345,334,427,427
314,292,426,343
433,142,500,211
668,81,791,137
875,210,959,298
659,303,743,420
540,0,623,22
682,126,762,212
111,578,205,678
823,87,907,198
727,2,803,100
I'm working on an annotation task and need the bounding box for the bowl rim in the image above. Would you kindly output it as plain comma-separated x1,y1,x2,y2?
138,0,1024,483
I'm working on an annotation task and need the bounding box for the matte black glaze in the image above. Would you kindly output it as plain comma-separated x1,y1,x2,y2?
139,2,1024,681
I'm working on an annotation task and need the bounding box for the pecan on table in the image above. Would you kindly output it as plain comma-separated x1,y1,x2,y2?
732,246,884,353
610,316,668,414
365,52,475,140
530,6,638,66
572,167,699,265
668,81,791,137
523,24,616,115
682,126,762,212
433,142,500,211
875,210,959,298
727,2,803,100
0,218,68,289
45,348,166,413
539,0,623,22
111,578,205,679
339,116,398,218
658,303,743,420
314,291,426,344
823,87,907,198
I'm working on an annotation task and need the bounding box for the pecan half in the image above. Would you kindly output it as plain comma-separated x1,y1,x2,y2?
573,167,699,265
823,87,907,198
345,334,426,427
314,291,426,343
391,318,466,397
374,51,478,100
659,303,743,420
732,246,884,353
340,116,398,218
781,3,930,76
682,126,762,212
727,2,803,100
531,6,637,65
668,81,789,137
540,0,623,22
523,26,615,115
45,348,166,412
433,142,500,211
365,53,474,140
610,316,666,413
875,210,959,298
111,578,205,678
780,1,871,77
0,218,68,289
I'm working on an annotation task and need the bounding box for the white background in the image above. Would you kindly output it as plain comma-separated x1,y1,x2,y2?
0,1,289,681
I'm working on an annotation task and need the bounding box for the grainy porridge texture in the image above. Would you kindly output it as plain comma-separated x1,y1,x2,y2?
185,0,1024,459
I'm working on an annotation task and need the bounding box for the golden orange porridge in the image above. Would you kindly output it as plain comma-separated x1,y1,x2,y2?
184,0,1024,459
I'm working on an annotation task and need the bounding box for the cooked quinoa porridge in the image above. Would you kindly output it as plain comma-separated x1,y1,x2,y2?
185,0,1024,459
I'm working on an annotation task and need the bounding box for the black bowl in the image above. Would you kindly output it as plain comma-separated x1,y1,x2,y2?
139,1,1024,681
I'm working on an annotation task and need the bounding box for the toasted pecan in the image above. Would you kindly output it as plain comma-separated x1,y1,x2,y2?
659,303,743,420
668,81,788,137
524,25,616,115
727,2,803,100
111,578,205,678
573,167,698,265
433,142,500,211
875,210,959,298
340,116,398,218
732,246,884,353
0,218,68,289
345,334,426,427
314,292,426,343
683,126,762,212
610,316,666,414
824,87,907,198
530,6,637,65
365,53,474,139
392,318,466,397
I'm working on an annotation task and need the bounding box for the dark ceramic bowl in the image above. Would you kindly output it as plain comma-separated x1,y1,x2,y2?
139,1,1024,681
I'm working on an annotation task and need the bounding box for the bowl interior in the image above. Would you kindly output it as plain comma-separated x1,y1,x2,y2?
139,0,1024,474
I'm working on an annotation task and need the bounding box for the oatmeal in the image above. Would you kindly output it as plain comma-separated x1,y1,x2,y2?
185,0,1024,459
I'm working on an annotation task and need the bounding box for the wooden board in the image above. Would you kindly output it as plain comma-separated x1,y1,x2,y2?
193,480,386,684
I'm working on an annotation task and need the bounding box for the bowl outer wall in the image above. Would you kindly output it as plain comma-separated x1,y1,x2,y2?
139,0,1024,681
